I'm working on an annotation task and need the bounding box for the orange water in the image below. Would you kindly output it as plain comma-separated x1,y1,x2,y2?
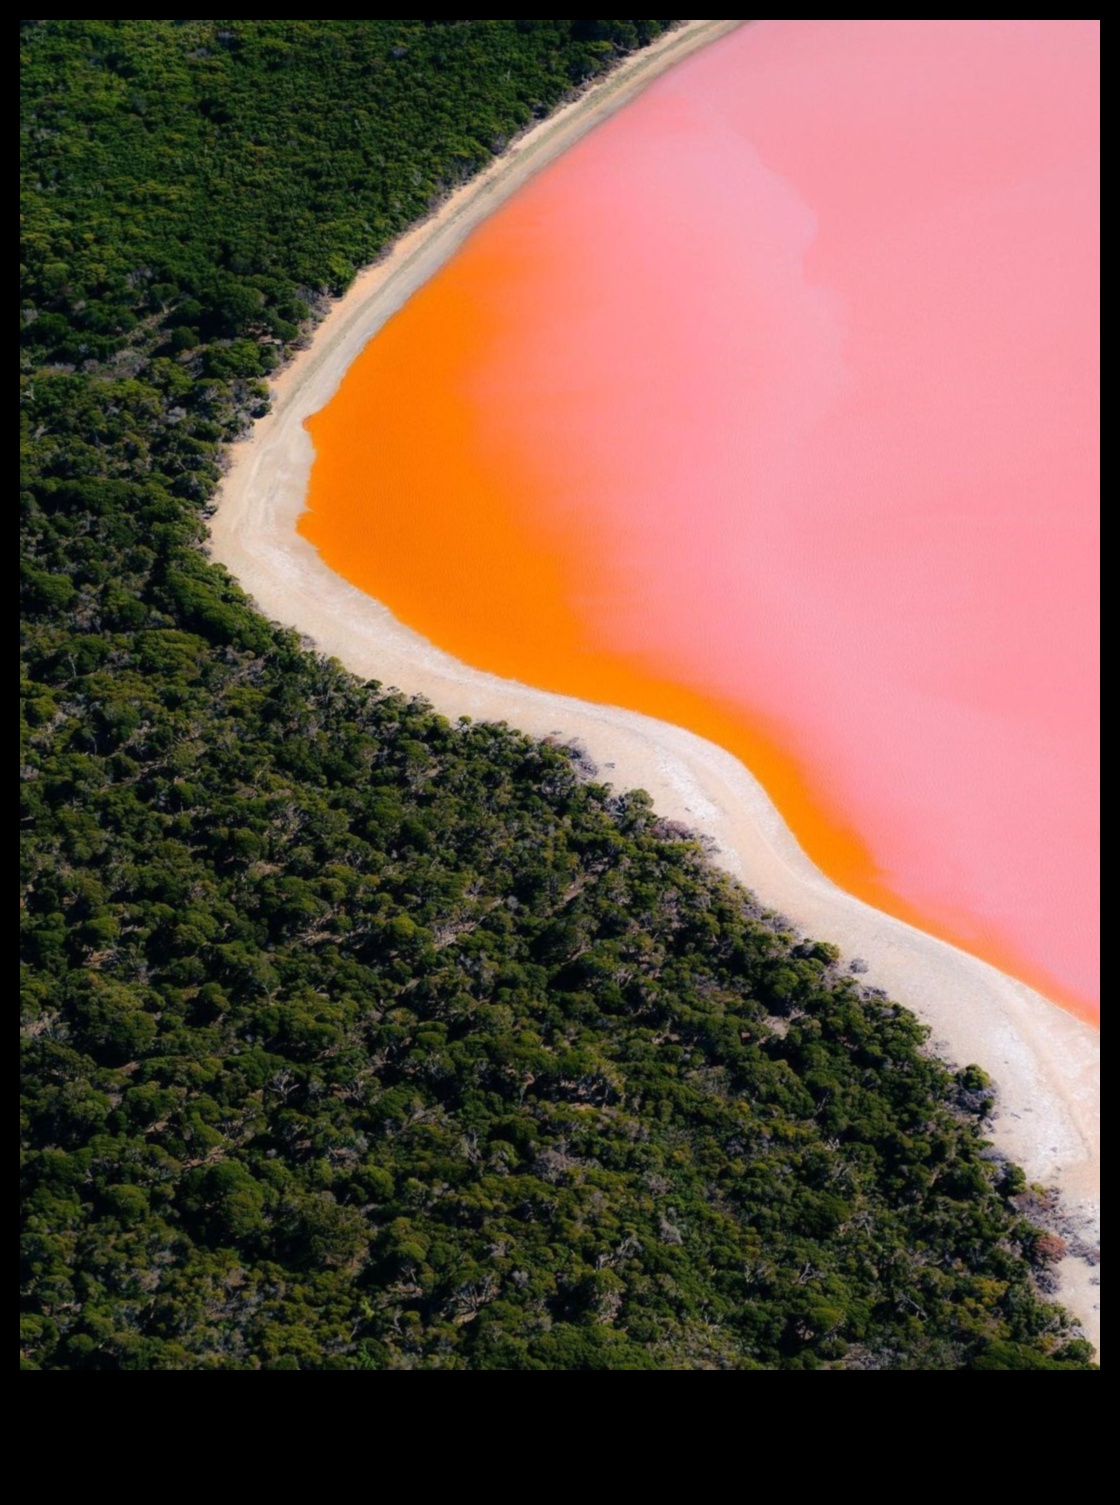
303,21,1099,1020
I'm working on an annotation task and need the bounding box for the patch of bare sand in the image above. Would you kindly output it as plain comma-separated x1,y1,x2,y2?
209,18,1100,1357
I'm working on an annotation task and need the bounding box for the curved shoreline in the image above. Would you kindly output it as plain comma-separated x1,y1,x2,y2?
209,19,1100,1353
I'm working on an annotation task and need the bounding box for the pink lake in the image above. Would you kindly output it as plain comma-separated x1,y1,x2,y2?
305,20,1100,1015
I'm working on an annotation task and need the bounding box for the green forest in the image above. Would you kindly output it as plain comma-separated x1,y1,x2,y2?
20,19,1095,1370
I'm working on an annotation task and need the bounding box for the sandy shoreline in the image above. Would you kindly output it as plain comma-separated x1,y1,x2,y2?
209,19,1100,1354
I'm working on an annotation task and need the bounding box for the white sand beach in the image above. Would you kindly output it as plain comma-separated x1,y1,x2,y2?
209,19,1100,1354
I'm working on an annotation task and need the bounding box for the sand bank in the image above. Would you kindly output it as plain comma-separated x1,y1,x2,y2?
209,19,1100,1354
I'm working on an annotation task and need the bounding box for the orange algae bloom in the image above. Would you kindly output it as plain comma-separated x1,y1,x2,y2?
304,20,1100,1020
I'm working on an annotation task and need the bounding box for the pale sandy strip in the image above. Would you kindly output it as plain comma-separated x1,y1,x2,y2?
209,19,1100,1355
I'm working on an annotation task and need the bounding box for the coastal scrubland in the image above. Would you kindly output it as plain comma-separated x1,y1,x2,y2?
20,19,1095,1370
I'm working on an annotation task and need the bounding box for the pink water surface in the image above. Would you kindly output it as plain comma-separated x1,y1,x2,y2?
313,21,1101,1012
477,20,1099,1011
